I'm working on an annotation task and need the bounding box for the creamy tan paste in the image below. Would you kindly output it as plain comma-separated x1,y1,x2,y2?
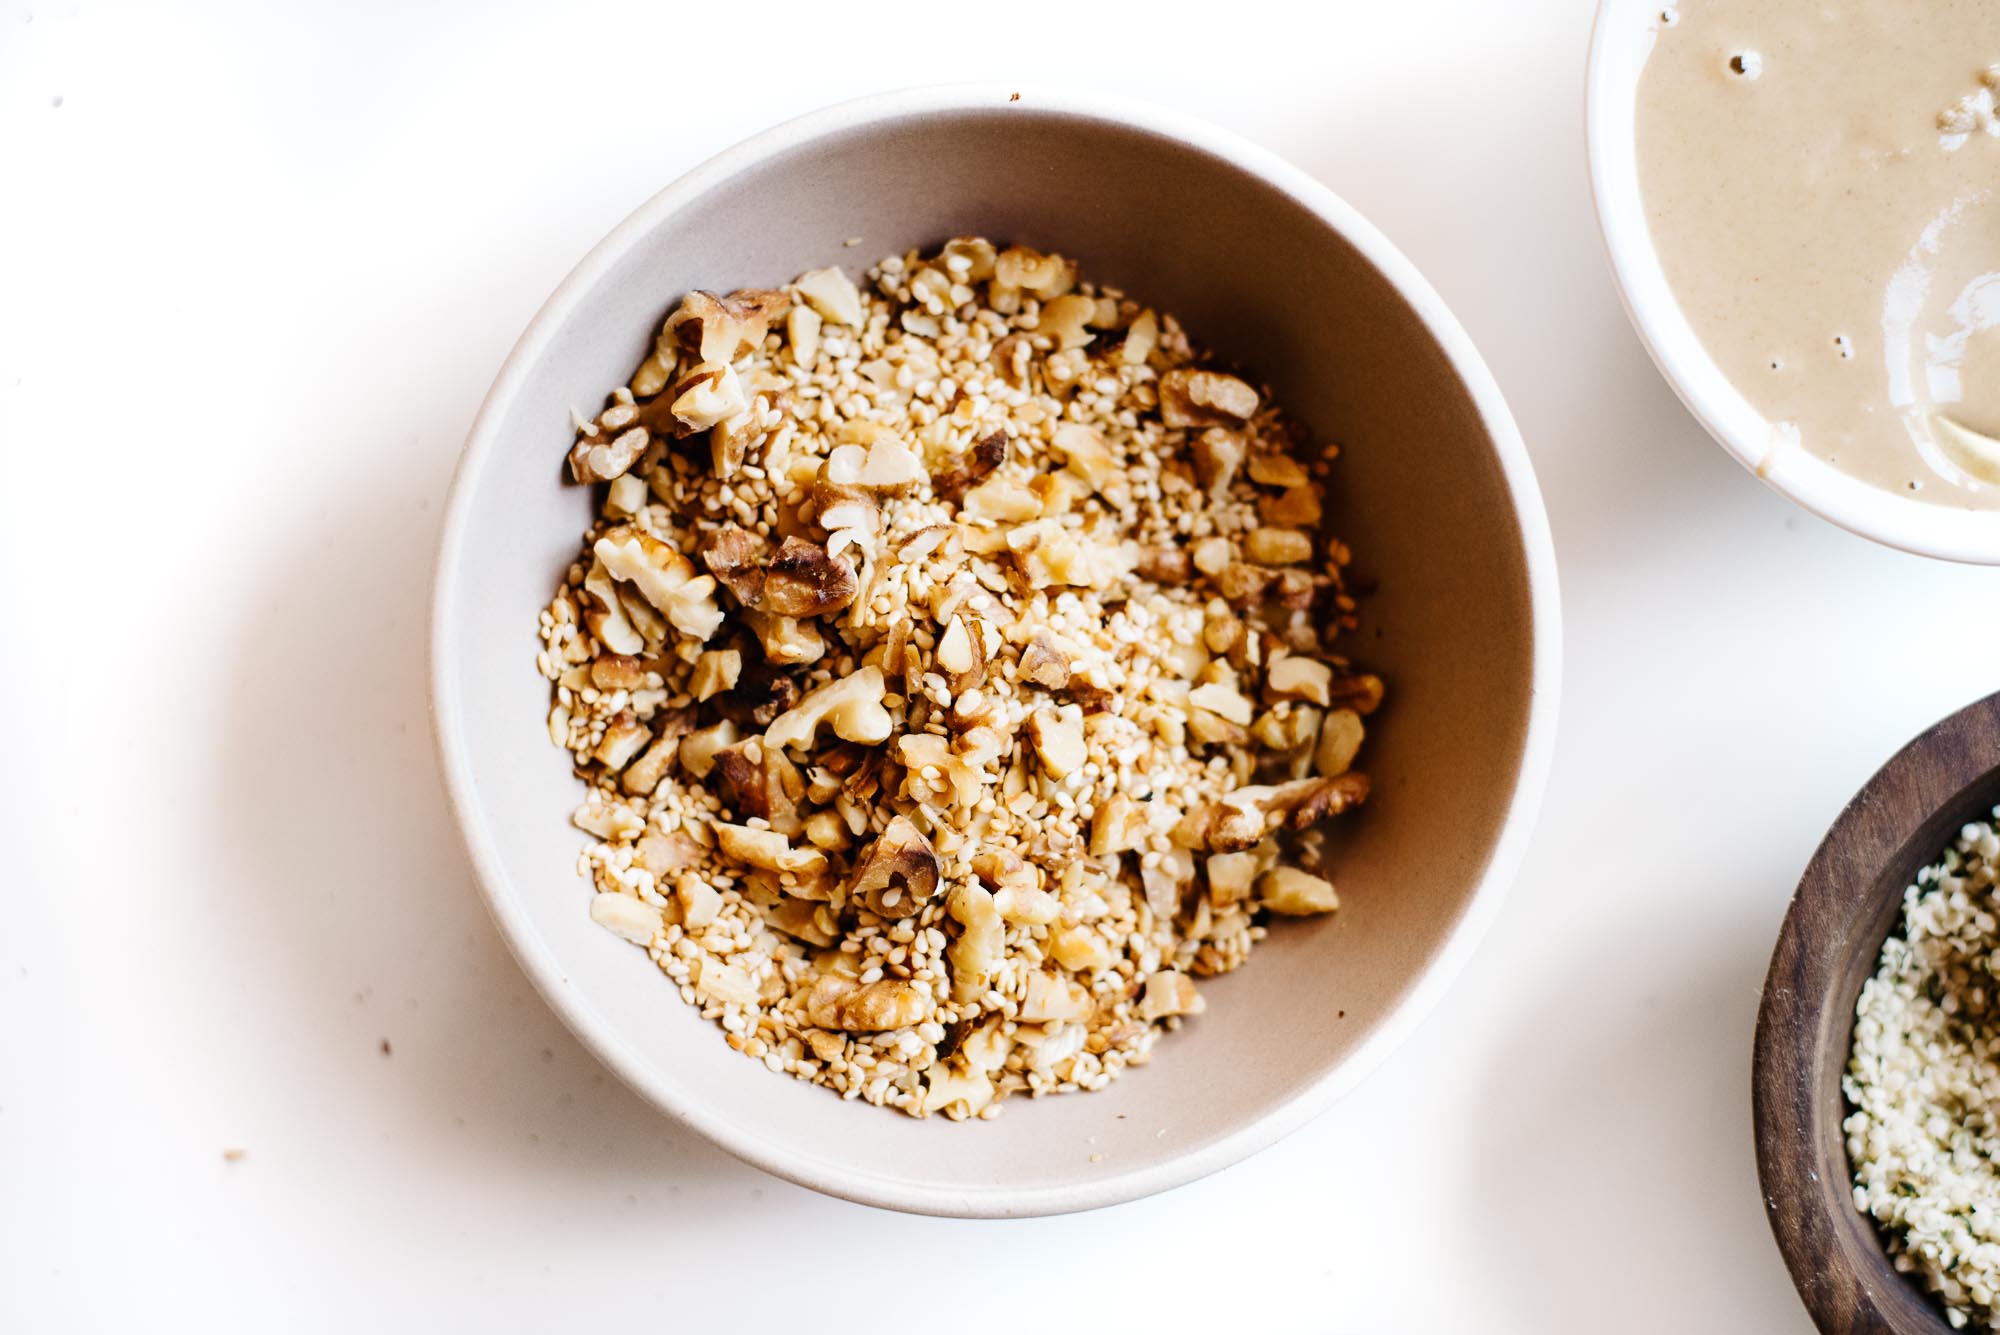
1637,0,2000,507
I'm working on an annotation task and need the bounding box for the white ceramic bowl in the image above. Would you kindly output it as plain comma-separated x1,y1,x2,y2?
1587,2,2000,565
432,85,1560,1217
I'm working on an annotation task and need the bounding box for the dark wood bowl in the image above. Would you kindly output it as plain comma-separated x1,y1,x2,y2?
1755,691,2000,1334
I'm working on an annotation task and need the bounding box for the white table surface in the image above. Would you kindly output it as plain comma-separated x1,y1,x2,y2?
7,1,1999,1330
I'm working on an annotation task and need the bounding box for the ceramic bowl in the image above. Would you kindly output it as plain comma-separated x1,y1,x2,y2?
1756,692,2000,1332
1586,2,2000,565
431,85,1560,1217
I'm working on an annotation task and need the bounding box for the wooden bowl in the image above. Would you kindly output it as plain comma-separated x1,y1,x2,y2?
1755,692,2000,1333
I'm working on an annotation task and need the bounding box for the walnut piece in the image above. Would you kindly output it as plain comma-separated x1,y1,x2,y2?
792,267,864,328
1246,527,1313,565
1190,774,1372,852
689,648,742,702
590,893,665,945
1018,970,1092,1022
594,710,651,770
1205,851,1261,906
930,430,1007,499
1267,655,1332,706
1018,634,1073,691
845,816,940,918
569,426,649,484
1027,705,1086,779
580,560,644,656
1139,970,1205,1020
1247,453,1310,488
1160,369,1260,428
1037,293,1096,350
700,528,856,621
1315,708,1365,777
677,719,739,779
593,527,723,641
764,666,893,752
1258,866,1339,915
823,438,924,494
665,361,748,435
805,974,929,1032
1192,427,1246,497
715,822,826,876
762,537,859,618
946,882,1004,1003
663,288,790,364
741,609,825,666
1048,923,1113,973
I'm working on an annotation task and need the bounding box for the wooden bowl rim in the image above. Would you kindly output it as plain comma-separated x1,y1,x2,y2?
1754,691,2000,1334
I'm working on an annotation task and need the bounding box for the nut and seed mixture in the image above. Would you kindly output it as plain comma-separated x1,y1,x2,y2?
1847,810,2000,1327
534,237,1383,1119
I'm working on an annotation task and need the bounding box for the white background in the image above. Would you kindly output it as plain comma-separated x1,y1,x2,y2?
5,1,1998,1330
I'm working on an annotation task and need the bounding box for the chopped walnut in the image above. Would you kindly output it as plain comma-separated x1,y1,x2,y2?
946,881,1004,1003
1329,672,1386,716
1089,792,1148,856
594,527,723,641
1136,545,1191,583
1027,705,1086,779
569,426,649,484
930,430,1007,499
1037,293,1097,350
765,666,893,752
805,974,929,1032
580,560,644,656
993,245,1074,300
792,267,864,328
701,526,856,622
822,437,923,494
1139,970,1205,1021
1315,708,1366,777
1018,633,1073,691
1245,527,1313,565
715,822,825,877
786,304,822,366
1258,866,1339,915
664,288,790,364
1019,970,1093,1023
1192,427,1246,497
1160,369,1259,428
1267,655,1332,706
1247,453,1310,488
845,816,940,918
741,609,825,666
663,712,735,777
689,648,742,701
593,710,651,770
621,715,688,797
665,361,748,436
1205,850,1261,906
590,893,665,945
762,538,858,618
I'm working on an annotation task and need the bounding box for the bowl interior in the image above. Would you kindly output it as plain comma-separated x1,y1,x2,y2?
435,94,1554,1215
1586,1,2000,564
1756,693,2000,1332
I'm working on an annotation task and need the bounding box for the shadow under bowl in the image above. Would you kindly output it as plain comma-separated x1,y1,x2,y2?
431,84,1560,1217
1756,691,2000,1332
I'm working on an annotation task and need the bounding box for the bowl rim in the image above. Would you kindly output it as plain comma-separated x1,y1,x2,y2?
429,82,1564,1217
1583,0,2000,566
1753,691,2000,1333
